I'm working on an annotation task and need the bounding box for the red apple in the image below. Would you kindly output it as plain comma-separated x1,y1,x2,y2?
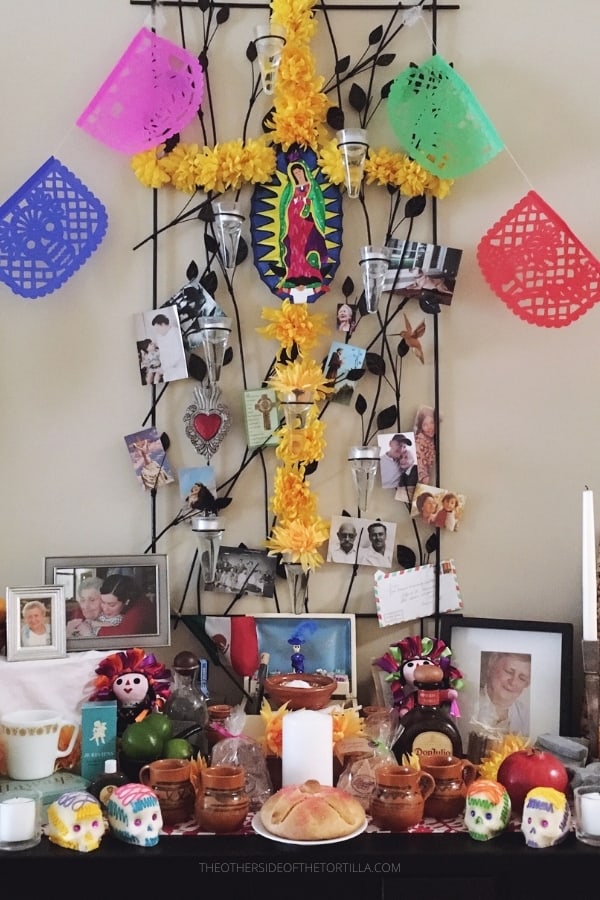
496,748,569,813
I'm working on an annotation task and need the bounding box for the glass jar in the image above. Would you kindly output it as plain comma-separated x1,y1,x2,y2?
197,765,249,833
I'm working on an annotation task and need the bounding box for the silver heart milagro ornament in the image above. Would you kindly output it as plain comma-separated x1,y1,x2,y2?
183,384,231,462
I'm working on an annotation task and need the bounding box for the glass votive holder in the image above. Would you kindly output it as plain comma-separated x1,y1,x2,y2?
0,790,42,851
574,783,600,847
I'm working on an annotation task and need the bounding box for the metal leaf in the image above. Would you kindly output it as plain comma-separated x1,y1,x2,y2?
381,80,394,100
396,545,417,569
197,200,215,222
327,106,345,131
355,393,367,416
349,82,367,112
376,53,395,67
235,237,249,266
335,56,351,74
304,460,318,476
342,276,354,297
186,260,200,281
216,5,230,24
376,405,397,430
345,367,365,382
159,432,170,452
201,270,218,295
405,195,427,219
246,40,257,62
419,294,441,316
425,533,439,555
397,339,410,358
187,354,207,382
204,233,218,254
223,346,234,366
368,24,384,44
365,352,385,376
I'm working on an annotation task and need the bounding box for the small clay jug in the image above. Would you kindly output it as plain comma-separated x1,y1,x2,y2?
369,764,436,831
419,754,478,820
196,765,249,833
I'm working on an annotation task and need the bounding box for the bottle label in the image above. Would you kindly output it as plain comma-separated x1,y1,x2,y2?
99,784,117,807
411,732,453,757
416,688,440,705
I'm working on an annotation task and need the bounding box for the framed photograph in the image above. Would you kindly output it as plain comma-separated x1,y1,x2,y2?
6,585,66,662
439,616,573,751
203,546,277,599
44,554,170,653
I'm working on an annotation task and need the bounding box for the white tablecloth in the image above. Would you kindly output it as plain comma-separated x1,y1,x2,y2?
0,650,109,719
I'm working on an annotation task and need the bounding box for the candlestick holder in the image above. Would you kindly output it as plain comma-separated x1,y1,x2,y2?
582,639,599,761
348,445,380,513
192,515,225,584
253,24,286,95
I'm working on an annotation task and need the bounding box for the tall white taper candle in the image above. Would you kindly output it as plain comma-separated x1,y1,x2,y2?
281,709,333,787
582,488,598,642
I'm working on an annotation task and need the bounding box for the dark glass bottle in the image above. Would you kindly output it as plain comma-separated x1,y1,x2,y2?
164,650,209,758
87,759,129,811
392,664,463,762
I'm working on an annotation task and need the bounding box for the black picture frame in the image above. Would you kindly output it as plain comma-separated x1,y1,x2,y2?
439,615,574,746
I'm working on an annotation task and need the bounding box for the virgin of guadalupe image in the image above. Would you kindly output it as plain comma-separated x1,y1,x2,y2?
250,146,342,303
277,159,329,301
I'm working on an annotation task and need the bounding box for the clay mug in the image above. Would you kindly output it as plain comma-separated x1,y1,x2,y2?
196,765,249,833
370,764,436,831
0,709,80,780
139,758,195,828
419,754,478,819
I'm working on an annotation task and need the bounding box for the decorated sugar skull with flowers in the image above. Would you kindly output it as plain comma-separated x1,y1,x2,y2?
464,779,511,841
107,783,162,847
521,786,571,849
375,635,464,716
47,791,106,852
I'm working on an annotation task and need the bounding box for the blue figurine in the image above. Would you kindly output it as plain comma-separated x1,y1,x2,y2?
287,621,318,674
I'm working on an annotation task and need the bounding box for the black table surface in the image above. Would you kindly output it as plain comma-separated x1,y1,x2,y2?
2,827,599,897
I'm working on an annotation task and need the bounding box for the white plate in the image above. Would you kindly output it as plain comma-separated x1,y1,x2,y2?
251,811,367,845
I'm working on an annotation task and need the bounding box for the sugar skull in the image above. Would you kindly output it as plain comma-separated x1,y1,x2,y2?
107,783,162,847
47,790,106,852
464,779,511,841
521,786,571,849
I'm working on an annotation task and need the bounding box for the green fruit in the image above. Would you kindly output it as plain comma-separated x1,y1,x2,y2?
143,712,173,745
121,721,163,761
163,737,194,760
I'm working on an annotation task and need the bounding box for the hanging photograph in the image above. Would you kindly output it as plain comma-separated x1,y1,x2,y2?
124,426,176,492
134,306,188,384
203,547,277,600
384,239,463,305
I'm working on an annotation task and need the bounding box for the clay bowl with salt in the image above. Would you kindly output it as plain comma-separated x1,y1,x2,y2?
263,674,337,710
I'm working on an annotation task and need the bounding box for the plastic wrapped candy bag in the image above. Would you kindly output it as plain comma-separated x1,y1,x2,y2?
336,708,403,811
210,704,273,811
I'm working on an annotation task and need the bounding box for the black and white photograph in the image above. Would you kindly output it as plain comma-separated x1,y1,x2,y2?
327,515,396,568
203,546,277,599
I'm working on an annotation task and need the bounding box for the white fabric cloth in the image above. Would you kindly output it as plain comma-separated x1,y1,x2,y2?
0,650,110,719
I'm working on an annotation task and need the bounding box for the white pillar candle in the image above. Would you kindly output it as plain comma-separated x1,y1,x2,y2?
582,489,598,642
281,709,333,787
580,791,600,834
0,797,37,843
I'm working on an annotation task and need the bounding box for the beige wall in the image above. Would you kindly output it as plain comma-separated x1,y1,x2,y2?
1,1,597,718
